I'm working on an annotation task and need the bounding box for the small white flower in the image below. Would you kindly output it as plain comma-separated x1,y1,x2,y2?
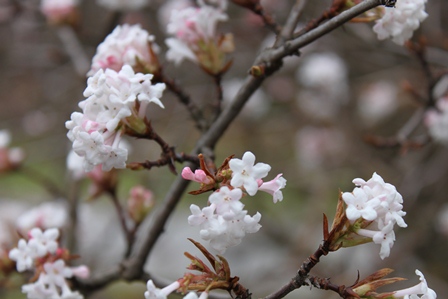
145,280,180,299
229,151,271,196
8,239,34,272
27,228,59,257
258,174,287,203
208,187,244,217
394,269,437,299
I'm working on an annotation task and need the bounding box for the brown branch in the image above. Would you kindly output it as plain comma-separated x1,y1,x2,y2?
211,74,223,124
159,72,208,131
293,0,347,39
232,1,281,34
108,189,133,256
264,243,331,299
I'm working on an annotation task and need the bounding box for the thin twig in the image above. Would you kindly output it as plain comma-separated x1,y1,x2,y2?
250,3,281,34
108,190,132,255
277,0,308,45
211,74,223,123
159,72,208,131
257,0,384,65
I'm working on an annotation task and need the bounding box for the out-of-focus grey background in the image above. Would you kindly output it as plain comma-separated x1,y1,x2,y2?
0,0,448,298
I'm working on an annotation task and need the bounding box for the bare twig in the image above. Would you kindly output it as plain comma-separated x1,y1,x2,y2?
277,0,308,45
108,190,133,256
211,74,223,123
159,72,208,131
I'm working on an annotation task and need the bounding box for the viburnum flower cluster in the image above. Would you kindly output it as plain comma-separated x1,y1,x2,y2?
8,228,89,299
342,172,407,259
88,24,160,76
424,96,448,144
165,3,234,74
66,65,166,172
373,0,428,45
183,151,286,252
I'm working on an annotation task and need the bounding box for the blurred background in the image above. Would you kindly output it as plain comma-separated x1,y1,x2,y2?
0,0,448,298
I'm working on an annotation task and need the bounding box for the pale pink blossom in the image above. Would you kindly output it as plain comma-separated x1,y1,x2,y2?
66,65,165,172
165,5,228,65
258,174,287,203
89,24,159,75
373,0,428,45
40,0,78,23
394,270,437,299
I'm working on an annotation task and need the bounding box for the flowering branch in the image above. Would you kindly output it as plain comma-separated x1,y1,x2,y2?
64,0,393,295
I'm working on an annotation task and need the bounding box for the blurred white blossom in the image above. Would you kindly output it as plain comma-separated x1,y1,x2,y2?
295,126,346,170
425,96,448,144
373,0,428,45
296,52,349,120
16,202,68,234
357,81,398,126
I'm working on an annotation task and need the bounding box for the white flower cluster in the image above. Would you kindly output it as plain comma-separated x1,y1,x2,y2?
9,228,59,272
342,173,407,259
0,129,25,170
8,228,88,299
394,270,437,299
187,151,286,253
373,0,428,45
89,24,158,76
425,96,448,144
66,65,166,172
165,5,228,65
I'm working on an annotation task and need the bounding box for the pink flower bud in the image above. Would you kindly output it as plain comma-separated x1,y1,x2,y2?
127,185,155,224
